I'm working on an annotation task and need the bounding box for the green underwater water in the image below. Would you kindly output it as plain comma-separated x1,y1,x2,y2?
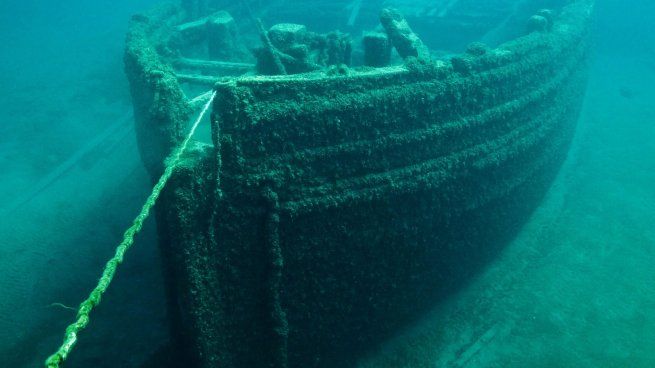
0,0,654,367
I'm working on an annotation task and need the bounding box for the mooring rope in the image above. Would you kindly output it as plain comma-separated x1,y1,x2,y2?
45,91,217,368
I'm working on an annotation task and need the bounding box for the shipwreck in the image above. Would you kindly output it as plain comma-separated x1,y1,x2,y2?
119,0,594,366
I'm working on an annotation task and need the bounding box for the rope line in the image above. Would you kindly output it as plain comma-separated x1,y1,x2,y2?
45,91,217,368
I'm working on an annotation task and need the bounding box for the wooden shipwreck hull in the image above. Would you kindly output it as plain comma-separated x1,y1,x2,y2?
125,1,593,367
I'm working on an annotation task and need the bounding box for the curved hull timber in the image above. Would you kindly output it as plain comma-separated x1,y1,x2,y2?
125,1,593,367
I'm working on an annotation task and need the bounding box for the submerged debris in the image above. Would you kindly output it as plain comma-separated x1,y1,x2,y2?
380,7,430,60
527,9,556,34
170,11,249,61
527,15,549,33
362,32,392,67
466,42,489,56
254,22,352,75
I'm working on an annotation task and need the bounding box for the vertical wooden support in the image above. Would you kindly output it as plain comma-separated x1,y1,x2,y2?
264,189,289,368
363,32,391,67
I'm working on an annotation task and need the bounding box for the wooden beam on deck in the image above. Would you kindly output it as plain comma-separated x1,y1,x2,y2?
173,58,254,76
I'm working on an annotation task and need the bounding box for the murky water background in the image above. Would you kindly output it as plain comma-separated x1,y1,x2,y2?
1,0,653,366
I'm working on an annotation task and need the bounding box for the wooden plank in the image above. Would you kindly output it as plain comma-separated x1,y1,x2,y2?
176,17,209,33
173,58,254,76
176,73,220,86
